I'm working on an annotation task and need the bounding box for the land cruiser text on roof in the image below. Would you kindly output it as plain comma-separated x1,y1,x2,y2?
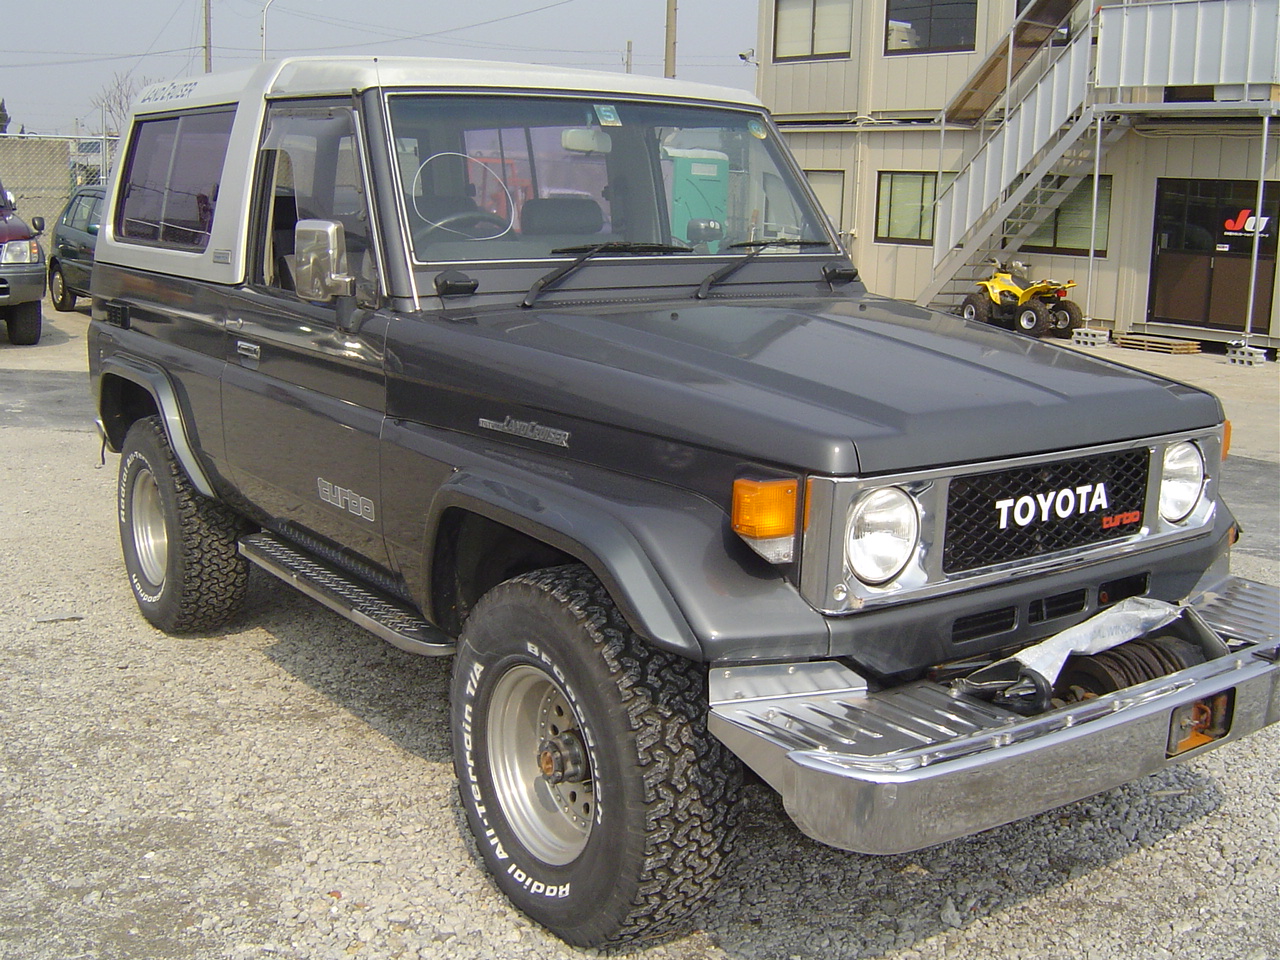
88,58,1279,947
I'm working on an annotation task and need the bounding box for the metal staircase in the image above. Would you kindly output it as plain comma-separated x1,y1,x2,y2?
916,8,1123,311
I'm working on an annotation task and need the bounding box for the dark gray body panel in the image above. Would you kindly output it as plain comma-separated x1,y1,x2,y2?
89,258,1231,671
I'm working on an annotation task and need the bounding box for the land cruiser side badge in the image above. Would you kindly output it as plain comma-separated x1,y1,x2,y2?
479,415,571,448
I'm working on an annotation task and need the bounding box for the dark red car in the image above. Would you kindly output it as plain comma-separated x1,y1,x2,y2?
0,174,46,345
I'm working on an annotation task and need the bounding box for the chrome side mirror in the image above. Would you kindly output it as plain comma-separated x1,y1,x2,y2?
294,219,354,304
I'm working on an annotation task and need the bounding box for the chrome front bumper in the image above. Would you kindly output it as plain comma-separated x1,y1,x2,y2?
708,577,1280,855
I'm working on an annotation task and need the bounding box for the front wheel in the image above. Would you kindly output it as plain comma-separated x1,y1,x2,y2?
1049,299,1084,338
1014,299,1051,337
118,416,249,633
451,565,742,947
5,301,42,345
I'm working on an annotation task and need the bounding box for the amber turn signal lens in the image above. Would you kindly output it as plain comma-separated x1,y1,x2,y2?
732,478,798,540
1222,420,1231,460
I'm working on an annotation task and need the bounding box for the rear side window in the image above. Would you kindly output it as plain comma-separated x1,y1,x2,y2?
116,108,235,250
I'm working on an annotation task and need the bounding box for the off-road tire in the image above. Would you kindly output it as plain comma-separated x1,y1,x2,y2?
1049,299,1083,338
1014,299,1051,337
5,301,42,345
50,264,76,312
118,416,249,633
451,564,742,947
960,293,992,325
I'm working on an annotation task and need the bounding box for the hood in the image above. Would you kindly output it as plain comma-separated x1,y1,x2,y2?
0,213,34,243
393,294,1222,476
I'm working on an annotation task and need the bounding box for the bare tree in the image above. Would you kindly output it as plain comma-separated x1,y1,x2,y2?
91,71,156,136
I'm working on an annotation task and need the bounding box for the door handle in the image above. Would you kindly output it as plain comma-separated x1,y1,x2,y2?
236,340,261,360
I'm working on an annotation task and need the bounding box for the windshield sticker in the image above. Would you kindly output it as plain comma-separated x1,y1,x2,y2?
594,105,622,127
747,119,768,140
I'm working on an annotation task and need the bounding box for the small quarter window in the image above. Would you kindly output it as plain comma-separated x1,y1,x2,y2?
116,108,235,251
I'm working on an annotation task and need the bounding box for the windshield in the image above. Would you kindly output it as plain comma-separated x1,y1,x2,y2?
385,94,832,263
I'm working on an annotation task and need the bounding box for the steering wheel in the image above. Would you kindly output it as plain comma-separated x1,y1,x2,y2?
418,209,512,240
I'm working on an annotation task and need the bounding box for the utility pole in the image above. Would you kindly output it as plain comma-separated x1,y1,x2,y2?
625,40,633,74
203,0,212,73
664,0,677,78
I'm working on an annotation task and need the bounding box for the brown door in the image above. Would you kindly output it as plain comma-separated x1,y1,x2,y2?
1150,179,1277,335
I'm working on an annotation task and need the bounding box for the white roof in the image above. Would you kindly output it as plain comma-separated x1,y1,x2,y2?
132,56,762,117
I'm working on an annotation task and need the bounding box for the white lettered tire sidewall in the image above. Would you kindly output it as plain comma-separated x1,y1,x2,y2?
451,586,647,945
117,416,249,634
120,428,177,617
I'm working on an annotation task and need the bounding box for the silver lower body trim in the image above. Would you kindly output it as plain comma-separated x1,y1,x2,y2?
709,576,1280,855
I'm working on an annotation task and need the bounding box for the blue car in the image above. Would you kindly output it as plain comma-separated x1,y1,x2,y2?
49,183,105,313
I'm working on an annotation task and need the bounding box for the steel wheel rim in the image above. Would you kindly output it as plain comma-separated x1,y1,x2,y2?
962,304,976,321
51,269,65,302
1017,309,1038,330
130,467,168,587
487,663,594,865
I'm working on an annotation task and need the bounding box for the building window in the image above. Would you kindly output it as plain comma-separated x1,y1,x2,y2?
885,0,977,55
1022,176,1112,256
876,171,951,244
775,0,853,61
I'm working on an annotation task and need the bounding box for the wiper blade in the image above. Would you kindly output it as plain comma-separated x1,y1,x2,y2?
522,241,692,308
695,238,833,299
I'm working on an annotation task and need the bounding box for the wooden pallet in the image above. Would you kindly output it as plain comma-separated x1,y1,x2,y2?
1115,334,1201,355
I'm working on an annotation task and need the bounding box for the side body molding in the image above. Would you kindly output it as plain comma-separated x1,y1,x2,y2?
95,354,217,498
422,461,832,663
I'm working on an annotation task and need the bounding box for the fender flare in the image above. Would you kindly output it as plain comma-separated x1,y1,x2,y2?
427,464,830,663
96,354,217,498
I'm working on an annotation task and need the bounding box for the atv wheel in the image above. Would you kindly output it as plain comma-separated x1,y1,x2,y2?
960,293,992,325
118,416,249,633
1049,299,1083,338
1014,299,1051,337
5,301,42,345
452,565,742,947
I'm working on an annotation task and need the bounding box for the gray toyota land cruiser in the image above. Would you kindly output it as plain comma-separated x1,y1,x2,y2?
87,58,1279,947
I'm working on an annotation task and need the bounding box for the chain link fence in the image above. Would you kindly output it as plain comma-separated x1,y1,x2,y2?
0,133,119,232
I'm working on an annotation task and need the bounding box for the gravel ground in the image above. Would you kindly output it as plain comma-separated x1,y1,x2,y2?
1,308,1277,960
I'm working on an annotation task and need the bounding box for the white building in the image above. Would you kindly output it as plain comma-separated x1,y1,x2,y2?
756,0,1280,348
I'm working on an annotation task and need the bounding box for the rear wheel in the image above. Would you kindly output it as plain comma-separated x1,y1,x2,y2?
451,564,741,947
1049,299,1083,338
5,301,42,345
960,293,992,325
50,265,77,312
1014,299,1050,337
118,416,249,633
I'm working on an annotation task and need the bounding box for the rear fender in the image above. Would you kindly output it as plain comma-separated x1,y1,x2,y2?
96,355,216,497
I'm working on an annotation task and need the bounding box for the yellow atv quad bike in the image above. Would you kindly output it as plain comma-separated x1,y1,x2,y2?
960,260,1083,338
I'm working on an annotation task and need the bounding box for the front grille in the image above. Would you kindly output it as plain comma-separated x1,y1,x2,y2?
943,449,1150,574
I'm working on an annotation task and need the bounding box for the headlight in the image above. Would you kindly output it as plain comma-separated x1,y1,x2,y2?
0,239,40,264
846,486,919,585
1159,441,1205,523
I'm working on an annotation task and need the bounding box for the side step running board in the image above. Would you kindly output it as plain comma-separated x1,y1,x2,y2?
239,532,454,656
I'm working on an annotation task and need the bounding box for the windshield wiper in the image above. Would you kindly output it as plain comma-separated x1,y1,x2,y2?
694,238,833,299
522,241,692,308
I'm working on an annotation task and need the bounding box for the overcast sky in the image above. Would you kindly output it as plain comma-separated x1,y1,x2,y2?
3,0,760,136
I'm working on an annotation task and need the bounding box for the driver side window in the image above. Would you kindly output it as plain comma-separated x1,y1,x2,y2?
251,103,376,299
